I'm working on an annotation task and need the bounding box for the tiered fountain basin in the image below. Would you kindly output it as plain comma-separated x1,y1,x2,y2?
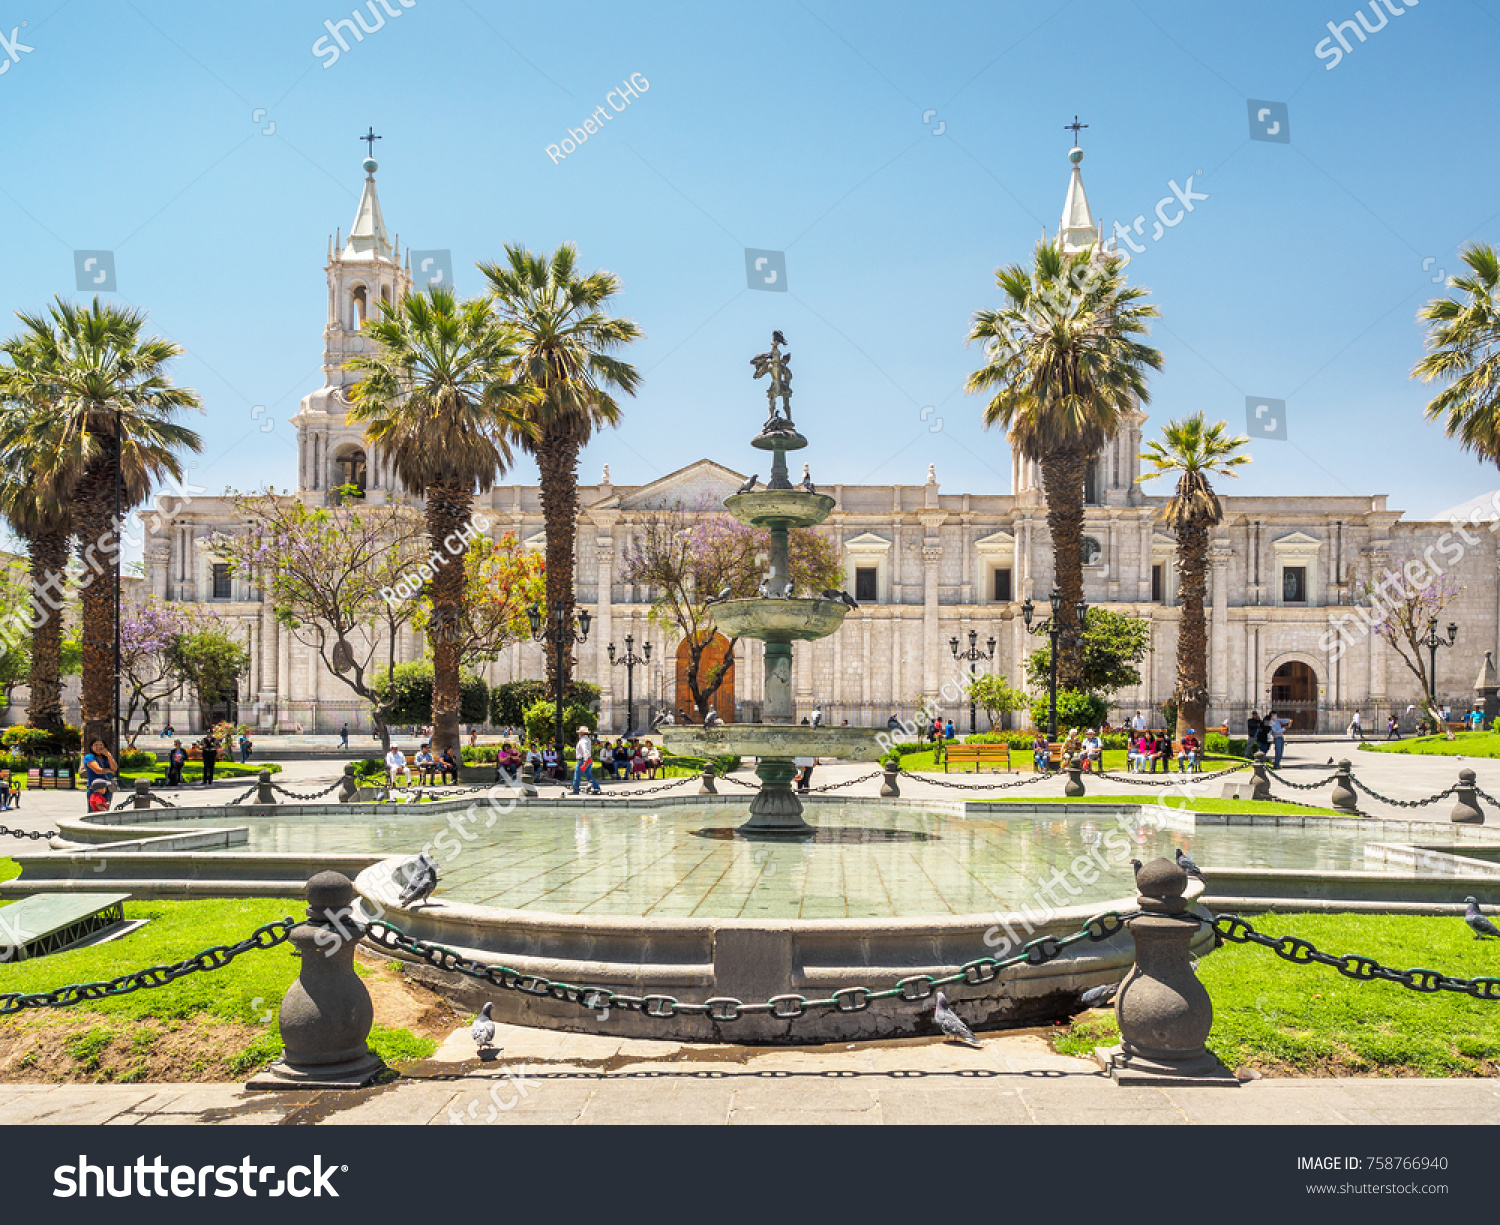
9,795,1500,1041
703,596,848,642
723,488,835,529
664,723,884,761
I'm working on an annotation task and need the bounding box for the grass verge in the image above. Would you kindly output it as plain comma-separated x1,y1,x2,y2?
1360,731,1500,757
977,795,1345,816
1053,911,1500,1076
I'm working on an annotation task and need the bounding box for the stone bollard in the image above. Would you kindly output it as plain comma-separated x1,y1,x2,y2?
1097,857,1237,1086
699,764,718,795
1064,754,1085,798
132,777,151,810
1220,750,1271,802
246,871,386,1090
1451,767,1484,825
338,763,358,803
255,768,277,806
1331,759,1358,815
879,764,901,798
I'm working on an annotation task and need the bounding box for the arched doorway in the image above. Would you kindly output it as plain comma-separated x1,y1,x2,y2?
1269,660,1319,732
676,634,735,725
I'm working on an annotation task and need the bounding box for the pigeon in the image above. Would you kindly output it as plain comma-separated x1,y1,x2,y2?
397,851,438,908
822,588,858,610
1465,896,1500,939
757,580,770,598
704,709,722,727
706,585,732,607
1130,858,1143,881
1176,848,1204,881
772,330,786,345
471,1001,497,1052
800,464,816,493
1079,982,1119,1010
736,475,759,494
933,991,980,1047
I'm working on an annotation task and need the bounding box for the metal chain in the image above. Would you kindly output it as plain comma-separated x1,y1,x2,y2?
223,784,261,807
1477,788,1500,810
0,917,296,1014
1213,913,1500,1000
1265,770,1339,791
270,779,344,801
717,773,757,788
363,909,1136,1021
1093,765,1246,787
898,769,1043,791
112,790,178,811
0,823,57,840
1349,776,1457,809
807,770,883,793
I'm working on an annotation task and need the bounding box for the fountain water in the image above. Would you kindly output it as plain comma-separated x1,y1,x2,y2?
664,333,883,833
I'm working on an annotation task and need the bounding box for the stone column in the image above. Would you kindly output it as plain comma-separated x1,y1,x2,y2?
591,526,616,729
921,541,942,697
1209,544,1231,711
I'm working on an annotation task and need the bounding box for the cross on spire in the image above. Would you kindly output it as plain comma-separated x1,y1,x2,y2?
1064,115,1087,145
360,126,381,157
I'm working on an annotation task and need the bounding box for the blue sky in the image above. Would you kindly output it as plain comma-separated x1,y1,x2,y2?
2,0,1497,539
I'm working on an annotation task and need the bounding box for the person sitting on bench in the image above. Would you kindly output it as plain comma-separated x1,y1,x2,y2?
1176,729,1202,773
438,747,459,784
1032,732,1050,773
385,745,411,787
413,743,438,785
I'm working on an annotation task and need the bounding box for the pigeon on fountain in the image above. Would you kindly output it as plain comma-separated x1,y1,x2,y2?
705,585,732,607
1175,847,1205,882
1465,896,1500,939
800,464,816,493
736,474,759,494
1131,858,1143,882
1079,982,1120,1010
704,709,722,727
933,991,980,1047
757,580,771,598
471,1001,497,1053
398,851,439,908
821,588,858,610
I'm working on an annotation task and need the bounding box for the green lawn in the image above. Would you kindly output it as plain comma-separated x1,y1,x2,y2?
1360,731,1500,757
0,879,435,1079
1055,911,1500,1076
978,794,1344,816
897,747,1248,774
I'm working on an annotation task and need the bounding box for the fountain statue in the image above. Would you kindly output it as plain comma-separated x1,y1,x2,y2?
664,333,883,833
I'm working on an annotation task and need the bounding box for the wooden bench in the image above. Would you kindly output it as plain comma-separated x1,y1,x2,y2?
0,893,130,960
943,744,1011,773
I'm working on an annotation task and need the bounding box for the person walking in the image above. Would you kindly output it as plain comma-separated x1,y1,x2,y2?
571,727,601,795
1267,712,1288,768
198,733,219,786
339,723,349,750
238,731,252,763
1387,713,1401,740
1347,710,1363,741
165,739,187,787
794,755,814,792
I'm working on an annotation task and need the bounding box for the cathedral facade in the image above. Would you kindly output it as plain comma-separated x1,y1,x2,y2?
140,154,1500,737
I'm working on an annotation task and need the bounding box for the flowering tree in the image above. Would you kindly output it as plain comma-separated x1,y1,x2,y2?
119,600,192,746
1352,560,1464,737
213,491,428,751
410,531,545,669
619,500,842,719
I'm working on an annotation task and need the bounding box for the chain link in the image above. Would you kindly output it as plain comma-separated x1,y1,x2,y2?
112,790,178,811
0,823,58,840
898,769,1042,791
1477,787,1500,811
1213,913,1500,1000
1093,765,1247,787
1265,770,1339,792
223,784,261,807
0,917,296,1014
364,909,1136,1022
1349,777,1458,809
270,779,344,801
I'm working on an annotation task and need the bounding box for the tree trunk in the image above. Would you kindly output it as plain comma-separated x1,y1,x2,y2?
1174,516,1210,741
74,460,118,754
1039,447,1088,689
536,426,581,704
24,525,69,734
425,479,470,758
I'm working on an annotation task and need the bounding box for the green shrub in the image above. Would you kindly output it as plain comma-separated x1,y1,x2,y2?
1205,734,1253,759
1028,690,1108,734
523,698,596,747
491,680,546,728
3,724,82,756
118,750,157,771
372,660,488,726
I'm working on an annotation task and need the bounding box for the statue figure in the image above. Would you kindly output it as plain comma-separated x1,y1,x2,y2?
751,330,795,434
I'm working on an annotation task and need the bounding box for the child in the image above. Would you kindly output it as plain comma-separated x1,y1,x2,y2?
88,779,110,813
0,770,17,810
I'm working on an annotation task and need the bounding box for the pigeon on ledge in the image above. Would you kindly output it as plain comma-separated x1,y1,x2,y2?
821,588,858,610
1176,847,1205,881
800,463,816,493
1079,982,1120,1010
398,851,438,908
471,1001,497,1053
1465,896,1500,939
736,475,759,494
704,709,722,727
933,991,980,1047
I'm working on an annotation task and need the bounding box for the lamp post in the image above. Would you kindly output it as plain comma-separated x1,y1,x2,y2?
1421,617,1458,719
526,604,591,767
608,635,652,735
949,628,996,735
1021,586,1088,741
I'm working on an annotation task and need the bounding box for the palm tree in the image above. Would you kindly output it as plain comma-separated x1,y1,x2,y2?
0,297,201,751
967,242,1160,687
480,244,642,704
1414,243,1500,462
0,334,75,735
1139,414,1251,740
346,287,530,756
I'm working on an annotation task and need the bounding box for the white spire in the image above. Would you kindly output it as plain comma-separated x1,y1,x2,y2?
1058,147,1099,253
343,157,394,262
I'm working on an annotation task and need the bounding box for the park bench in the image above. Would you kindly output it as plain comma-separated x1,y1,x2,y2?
943,743,1011,773
0,893,129,960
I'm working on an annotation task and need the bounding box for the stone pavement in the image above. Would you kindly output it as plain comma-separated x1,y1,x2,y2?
2,1022,1497,1125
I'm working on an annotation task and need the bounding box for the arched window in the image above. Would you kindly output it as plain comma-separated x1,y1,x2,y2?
1084,460,1100,505
334,446,368,499
351,285,368,329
